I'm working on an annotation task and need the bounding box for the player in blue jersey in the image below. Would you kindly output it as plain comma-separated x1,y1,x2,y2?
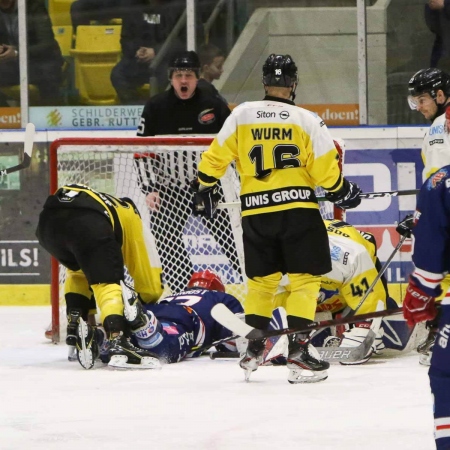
402,165,450,450
125,270,244,363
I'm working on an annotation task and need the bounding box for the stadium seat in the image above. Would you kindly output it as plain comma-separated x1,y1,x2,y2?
70,25,122,105
48,0,74,27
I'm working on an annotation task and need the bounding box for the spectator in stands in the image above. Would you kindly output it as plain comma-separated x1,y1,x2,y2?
110,0,185,104
0,0,64,106
70,0,122,31
425,0,450,73
197,43,227,102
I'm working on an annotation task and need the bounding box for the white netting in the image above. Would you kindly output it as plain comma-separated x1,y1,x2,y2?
50,138,343,339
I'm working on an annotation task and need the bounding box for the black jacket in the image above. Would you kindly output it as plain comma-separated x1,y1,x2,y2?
120,0,185,59
137,86,231,136
0,0,63,65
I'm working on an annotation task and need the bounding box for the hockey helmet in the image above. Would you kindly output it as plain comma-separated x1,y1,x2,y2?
408,68,450,109
262,54,298,88
187,270,225,292
168,51,201,78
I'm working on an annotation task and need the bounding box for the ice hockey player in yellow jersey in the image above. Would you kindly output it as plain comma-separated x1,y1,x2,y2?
36,184,163,370
191,54,362,383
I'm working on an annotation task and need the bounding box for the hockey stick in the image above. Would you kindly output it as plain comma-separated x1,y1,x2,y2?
0,123,35,175
210,303,404,341
217,189,420,209
205,331,373,363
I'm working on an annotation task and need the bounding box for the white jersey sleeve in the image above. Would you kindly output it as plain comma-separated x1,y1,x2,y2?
421,113,450,181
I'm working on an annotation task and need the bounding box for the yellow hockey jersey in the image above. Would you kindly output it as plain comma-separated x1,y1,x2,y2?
318,220,387,314
274,220,387,315
46,184,163,304
198,97,343,217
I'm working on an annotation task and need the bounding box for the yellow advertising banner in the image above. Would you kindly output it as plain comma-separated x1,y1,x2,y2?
0,107,21,128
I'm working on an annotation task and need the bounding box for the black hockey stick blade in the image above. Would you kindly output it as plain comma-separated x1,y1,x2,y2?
0,123,35,175
211,303,404,341
316,189,420,202
209,351,240,359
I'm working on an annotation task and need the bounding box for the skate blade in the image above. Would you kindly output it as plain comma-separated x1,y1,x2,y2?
68,345,77,362
287,369,328,384
243,368,254,382
76,319,95,370
108,355,162,370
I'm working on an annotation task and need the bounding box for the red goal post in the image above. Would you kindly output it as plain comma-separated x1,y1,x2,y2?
48,136,345,342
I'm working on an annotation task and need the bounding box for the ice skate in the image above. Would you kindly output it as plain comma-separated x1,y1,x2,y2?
108,332,162,370
287,334,329,384
417,329,436,366
76,317,99,370
66,308,82,362
239,338,266,381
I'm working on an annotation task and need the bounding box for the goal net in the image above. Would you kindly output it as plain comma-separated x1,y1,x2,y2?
48,136,345,342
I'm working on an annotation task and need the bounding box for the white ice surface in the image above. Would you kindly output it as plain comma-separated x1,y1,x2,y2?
0,306,436,450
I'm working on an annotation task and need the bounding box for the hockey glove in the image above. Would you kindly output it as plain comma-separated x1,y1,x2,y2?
324,178,362,209
396,214,414,238
403,278,438,327
190,179,220,219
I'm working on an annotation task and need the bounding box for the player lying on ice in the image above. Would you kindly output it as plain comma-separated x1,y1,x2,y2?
126,270,244,363
67,270,245,368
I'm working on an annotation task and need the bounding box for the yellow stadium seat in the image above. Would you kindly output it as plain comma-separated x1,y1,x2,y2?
70,25,122,105
48,0,74,27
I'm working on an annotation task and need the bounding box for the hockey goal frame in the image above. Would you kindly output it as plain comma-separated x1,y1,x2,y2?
48,136,344,343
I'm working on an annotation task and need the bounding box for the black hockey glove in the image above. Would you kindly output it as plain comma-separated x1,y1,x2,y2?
324,178,362,209
396,214,414,238
190,179,220,219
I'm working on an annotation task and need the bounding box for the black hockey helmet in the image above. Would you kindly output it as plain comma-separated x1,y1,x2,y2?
262,54,298,88
168,51,201,78
408,68,450,98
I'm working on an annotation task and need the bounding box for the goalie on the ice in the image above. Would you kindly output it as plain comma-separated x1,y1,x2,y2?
272,218,417,365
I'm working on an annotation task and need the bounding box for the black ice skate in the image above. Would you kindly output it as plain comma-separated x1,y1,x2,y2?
76,317,99,370
108,332,161,370
417,329,437,366
287,334,329,384
66,308,82,362
239,338,266,381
